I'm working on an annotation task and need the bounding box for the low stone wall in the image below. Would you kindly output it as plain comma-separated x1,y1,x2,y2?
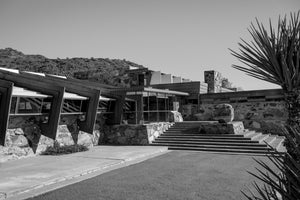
100,122,173,145
1,114,105,162
198,121,244,134
182,89,288,135
194,101,287,135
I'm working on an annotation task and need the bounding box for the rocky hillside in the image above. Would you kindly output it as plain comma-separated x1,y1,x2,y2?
0,48,145,87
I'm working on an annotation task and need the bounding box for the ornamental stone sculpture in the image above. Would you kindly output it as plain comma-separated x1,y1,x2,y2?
212,104,234,123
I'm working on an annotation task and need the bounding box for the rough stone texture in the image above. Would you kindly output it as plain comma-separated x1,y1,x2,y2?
35,135,54,154
101,122,172,145
169,111,183,122
77,130,100,148
0,146,34,162
186,101,287,135
2,114,105,162
181,104,198,120
56,125,75,146
101,124,148,145
146,122,172,144
198,121,244,135
204,70,223,93
212,104,234,122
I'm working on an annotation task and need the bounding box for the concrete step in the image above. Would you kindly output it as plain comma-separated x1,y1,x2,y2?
152,140,266,147
165,146,277,154
243,131,261,138
155,137,259,143
236,129,255,137
263,135,277,146
151,143,271,150
269,137,286,152
151,144,274,154
159,135,251,140
163,133,245,137
252,134,270,143
155,122,287,154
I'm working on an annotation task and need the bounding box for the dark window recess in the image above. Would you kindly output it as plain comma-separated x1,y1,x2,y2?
62,99,82,113
265,98,284,102
157,97,165,110
18,97,42,114
98,100,115,113
138,74,145,86
123,101,136,112
41,98,52,113
186,99,198,104
216,98,229,101
81,100,88,112
232,99,248,103
10,97,17,114
247,96,266,99
149,96,157,110
143,96,149,111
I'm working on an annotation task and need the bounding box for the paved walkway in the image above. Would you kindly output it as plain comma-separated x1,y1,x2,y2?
27,151,276,200
0,146,168,200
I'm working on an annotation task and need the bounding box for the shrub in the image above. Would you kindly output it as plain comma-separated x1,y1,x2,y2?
41,141,89,155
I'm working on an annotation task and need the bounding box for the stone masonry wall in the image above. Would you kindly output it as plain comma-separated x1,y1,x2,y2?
186,101,287,135
1,114,105,162
100,122,172,145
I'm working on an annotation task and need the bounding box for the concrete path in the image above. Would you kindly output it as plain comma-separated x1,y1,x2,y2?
27,151,277,200
0,146,168,200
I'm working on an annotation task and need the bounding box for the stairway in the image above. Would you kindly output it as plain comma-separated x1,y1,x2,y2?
151,122,286,154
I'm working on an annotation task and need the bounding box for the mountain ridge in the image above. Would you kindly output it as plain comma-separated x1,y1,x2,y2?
0,48,145,87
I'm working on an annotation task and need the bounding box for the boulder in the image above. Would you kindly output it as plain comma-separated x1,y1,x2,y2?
77,131,94,148
56,125,75,146
213,104,234,122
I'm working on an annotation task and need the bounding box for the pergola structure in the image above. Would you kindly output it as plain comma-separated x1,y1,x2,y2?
0,68,125,146
0,67,192,147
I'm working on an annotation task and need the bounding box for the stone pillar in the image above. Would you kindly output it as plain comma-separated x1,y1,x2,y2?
161,74,172,84
150,71,161,85
172,76,182,83
204,70,222,93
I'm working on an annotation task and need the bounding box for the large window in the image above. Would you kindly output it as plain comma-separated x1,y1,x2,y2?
62,99,83,113
10,97,51,115
97,99,116,123
123,100,137,124
10,96,87,115
142,92,175,123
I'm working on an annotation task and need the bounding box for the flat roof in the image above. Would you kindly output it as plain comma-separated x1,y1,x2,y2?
112,86,189,96
12,86,114,101
12,86,49,98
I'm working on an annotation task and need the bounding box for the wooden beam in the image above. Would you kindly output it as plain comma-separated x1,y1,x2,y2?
0,71,64,140
113,94,126,124
43,74,127,125
0,80,13,146
20,72,101,134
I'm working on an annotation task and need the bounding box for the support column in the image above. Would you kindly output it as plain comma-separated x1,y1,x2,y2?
0,80,13,146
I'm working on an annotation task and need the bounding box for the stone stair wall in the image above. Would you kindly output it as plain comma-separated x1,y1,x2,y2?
151,121,286,154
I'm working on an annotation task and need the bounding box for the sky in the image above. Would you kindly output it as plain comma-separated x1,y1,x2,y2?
0,0,299,90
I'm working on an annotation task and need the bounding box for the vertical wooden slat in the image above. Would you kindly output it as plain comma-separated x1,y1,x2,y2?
21,72,101,134
0,71,65,140
0,80,13,146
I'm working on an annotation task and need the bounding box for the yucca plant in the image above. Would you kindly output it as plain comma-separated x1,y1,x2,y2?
230,11,300,128
230,11,300,200
242,126,300,200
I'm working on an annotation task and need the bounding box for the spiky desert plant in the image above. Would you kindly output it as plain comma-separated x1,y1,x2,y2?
230,11,300,199
230,11,300,128
242,126,300,200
